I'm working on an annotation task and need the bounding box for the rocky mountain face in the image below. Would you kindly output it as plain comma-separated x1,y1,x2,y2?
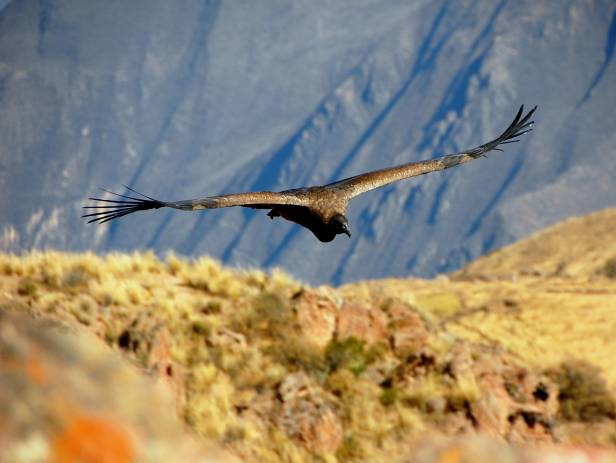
1,0,615,284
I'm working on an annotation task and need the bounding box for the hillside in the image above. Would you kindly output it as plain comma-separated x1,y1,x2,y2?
1,1,615,284
456,208,616,279
0,209,615,462
346,208,616,389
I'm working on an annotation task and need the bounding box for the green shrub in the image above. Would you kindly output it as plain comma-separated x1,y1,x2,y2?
602,256,616,278
325,337,378,376
548,360,616,421
379,387,399,406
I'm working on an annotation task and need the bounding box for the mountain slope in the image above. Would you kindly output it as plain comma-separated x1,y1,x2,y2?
0,0,615,284
455,208,616,279
1,209,615,461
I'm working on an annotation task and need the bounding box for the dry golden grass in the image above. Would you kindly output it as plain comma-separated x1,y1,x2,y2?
1,208,615,461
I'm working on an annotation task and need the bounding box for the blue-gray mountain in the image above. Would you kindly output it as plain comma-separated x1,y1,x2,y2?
1,0,614,285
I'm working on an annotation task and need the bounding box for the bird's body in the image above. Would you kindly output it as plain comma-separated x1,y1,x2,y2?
84,105,537,242
263,186,350,242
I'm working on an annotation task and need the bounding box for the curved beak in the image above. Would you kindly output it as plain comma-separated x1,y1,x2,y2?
341,223,351,238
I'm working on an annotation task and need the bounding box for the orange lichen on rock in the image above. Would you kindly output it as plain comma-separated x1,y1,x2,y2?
25,351,48,385
51,415,135,463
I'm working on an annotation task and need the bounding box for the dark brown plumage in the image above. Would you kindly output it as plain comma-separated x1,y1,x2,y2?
83,105,536,242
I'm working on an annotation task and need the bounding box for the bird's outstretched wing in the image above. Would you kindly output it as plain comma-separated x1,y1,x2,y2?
82,186,308,224
328,105,536,198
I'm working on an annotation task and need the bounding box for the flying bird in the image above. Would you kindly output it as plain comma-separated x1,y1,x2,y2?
84,105,536,242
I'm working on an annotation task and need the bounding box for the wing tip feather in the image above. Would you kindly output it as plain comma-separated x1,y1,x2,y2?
83,187,164,224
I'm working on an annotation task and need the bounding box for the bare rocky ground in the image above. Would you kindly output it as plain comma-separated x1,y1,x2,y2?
0,208,615,462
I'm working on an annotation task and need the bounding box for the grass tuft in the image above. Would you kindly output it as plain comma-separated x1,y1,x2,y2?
17,278,38,298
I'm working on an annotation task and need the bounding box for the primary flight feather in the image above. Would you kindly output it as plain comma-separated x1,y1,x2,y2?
84,105,536,242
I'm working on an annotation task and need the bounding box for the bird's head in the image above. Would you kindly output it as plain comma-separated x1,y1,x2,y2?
330,214,351,238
